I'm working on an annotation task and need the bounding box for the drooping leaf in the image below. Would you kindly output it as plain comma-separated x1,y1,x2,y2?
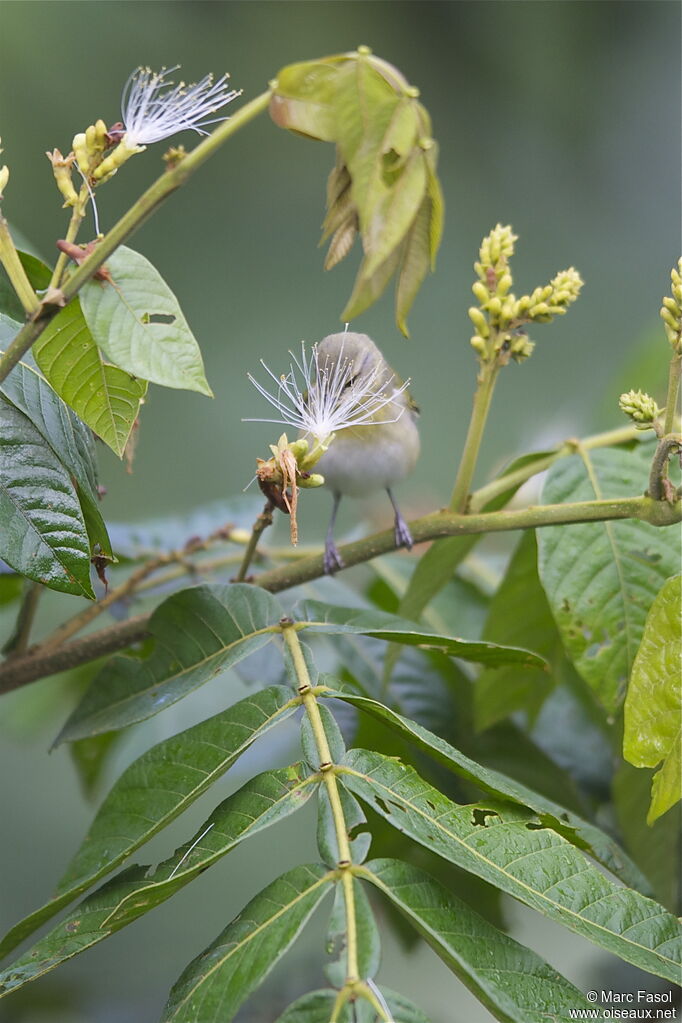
0,249,51,322
340,750,682,981
269,57,344,141
341,245,403,322
0,764,316,995
299,602,546,669
274,987,432,1023
537,445,680,711
322,684,647,889
324,879,380,987
56,584,284,741
80,245,212,395
0,687,297,958
362,149,426,279
362,858,593,1022
396,193,432,338
623,575,681,823
1,354,110,557
160,864,333,1022
0,397,93,596
33,297,146,457
475,532,557,730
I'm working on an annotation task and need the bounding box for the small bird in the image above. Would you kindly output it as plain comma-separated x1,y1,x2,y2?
311,332,420,574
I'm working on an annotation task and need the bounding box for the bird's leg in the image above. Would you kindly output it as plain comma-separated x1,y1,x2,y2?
387,487,413,550
324,492,344,574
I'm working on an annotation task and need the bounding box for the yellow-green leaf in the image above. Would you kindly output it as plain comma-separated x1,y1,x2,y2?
623,575,682,824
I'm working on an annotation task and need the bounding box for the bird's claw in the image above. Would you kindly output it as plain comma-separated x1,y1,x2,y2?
324,539,345,575
394,513,414,551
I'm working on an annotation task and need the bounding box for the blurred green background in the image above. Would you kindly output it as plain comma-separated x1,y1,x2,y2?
0,1,679,1020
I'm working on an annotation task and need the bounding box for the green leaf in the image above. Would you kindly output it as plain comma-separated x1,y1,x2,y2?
102,762,318,929
475,532,557,730
325,880,380,987
33,297,146,457
160,864,333,1023
300,601,547,669
613,762,681,913
340,750,682,981
0,397,94,596
270,57,344,141
80,245,212,395
362,858,593,1022
396,193,432,337
0,764,316,995
623,575,681,823
0,249,51,322
340,244,403,322
537,446,680,711
317,784,372,867
274,987,431,1023
1,355,111,557
323,685,647,889
0,687,296,959
56,584,284,740
362,148,426,279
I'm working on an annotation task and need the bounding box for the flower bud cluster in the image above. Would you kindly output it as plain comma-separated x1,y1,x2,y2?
468,224,583,364
72,119,110,177
660,259,682,349
618,389,661,430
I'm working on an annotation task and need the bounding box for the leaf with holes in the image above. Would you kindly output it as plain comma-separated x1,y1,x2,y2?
0,397,93,596
623,576,682,824
537,445,680,712
55,584,285,741
340,749,682,981
80,246,211,395
161,864,333,1022
0,764,316,996
33,297,146,457
322,683,647,890
1,354,110,557
0,687,297,959
361,858,593,1022
299,602,546,669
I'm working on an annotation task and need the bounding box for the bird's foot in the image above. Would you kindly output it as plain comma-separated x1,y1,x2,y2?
324,539,345,575
394,512,414,551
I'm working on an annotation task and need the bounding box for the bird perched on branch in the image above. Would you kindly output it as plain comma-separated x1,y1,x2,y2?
311,331,420,574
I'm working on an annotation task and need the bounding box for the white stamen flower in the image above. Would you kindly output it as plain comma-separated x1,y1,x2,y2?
121,65,241,149
245,342,410,446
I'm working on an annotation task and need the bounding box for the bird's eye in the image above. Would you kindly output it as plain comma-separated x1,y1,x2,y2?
344,374,358,390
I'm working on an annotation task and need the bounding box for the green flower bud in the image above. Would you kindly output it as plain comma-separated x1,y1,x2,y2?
46,148,78,207
288,438,309,461
0,165,8,197
470,334,488,357
618,389,661,429
661,259,682,346
72,132,89,175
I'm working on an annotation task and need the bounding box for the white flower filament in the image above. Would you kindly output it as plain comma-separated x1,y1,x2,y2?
121,66,242,148
246,342,409,445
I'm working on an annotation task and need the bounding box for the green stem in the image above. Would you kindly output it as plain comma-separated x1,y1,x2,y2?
663,349,681,437
281,624,358,981
0,89,272,384
49,197,87,290
469,424,638,511
449,360,499,511
0,217,39,315
2,492,678,693
235,501,275,582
